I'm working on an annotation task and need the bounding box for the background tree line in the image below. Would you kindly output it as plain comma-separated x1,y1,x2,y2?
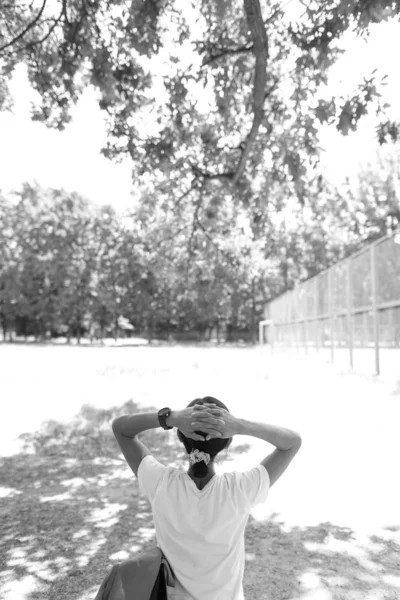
1,147,399,344
1,1,400,343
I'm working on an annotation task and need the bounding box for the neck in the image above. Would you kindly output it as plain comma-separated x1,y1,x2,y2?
188,462,216,479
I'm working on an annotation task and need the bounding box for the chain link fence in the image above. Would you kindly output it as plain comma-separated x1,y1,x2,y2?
260,229,400,376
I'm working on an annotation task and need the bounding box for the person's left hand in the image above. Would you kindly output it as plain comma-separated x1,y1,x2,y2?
171,405,225,441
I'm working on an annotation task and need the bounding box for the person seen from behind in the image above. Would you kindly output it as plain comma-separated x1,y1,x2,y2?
112,396,302,599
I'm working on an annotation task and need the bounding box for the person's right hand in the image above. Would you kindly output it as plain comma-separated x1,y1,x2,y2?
193,403,240,440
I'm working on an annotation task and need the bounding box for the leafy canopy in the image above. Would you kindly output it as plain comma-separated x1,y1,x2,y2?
1,0,399,200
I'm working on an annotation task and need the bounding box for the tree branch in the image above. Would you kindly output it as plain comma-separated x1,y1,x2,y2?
0,0,47,53
191,164,235,181
174,179,198,209
264,0,297,24
265,76,280,99
232,0,269,185
195,218,216,246
199,1,287,68
62,0,70,26
23,9,63,51
202,43,254,66
196,219,240,268
196,2,276,189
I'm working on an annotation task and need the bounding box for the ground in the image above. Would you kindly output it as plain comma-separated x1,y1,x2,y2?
0,341,399,600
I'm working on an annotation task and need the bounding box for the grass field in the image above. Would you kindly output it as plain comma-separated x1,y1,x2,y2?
0,342,399,600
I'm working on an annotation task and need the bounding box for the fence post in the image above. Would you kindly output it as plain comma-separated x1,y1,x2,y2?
314,277,319,351
347,258,354,369
370,244,380,375
328,270,334,362
303,287,308,355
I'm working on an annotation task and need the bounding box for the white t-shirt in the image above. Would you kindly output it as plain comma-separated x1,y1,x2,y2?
137,455,270,600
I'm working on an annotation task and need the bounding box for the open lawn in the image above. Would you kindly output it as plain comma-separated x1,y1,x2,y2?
0,342,399,600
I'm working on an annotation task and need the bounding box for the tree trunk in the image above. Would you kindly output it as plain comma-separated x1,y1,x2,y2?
147,316,153,345
114,314,119,342
233,0,268,185
88,321,94,344
77,321,81,345
42,320,47,342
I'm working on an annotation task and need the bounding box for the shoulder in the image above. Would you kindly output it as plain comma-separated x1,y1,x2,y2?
139,456,188,479
221,466,270,504
138,454,168,476
137,456,167,498
235,464,270,487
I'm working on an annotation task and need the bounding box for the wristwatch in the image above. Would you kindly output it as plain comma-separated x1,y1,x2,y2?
158,407,173,430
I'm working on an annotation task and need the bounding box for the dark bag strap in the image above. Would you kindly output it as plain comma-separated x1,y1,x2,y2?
150,564,168,600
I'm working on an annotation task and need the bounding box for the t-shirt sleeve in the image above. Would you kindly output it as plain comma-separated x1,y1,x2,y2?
137,455,167,502
237,465,270,508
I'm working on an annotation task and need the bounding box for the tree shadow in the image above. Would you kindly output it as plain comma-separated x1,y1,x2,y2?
1,402,399,599
0,401,249,600
243,516,400,600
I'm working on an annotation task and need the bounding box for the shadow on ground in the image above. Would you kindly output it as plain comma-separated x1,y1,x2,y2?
244,518,400,600
0,401,248,600
0,402,399,600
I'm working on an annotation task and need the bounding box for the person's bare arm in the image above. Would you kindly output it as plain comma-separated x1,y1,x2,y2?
237,419,302,487
112,407,224,476
197,403,302,488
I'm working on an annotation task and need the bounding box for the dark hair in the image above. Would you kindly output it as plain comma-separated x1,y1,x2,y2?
177,396,232,478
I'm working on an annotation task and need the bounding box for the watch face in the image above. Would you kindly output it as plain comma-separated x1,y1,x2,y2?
159,408,170,417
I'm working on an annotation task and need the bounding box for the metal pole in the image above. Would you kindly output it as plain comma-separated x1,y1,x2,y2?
271,321,274,351
389,307,394,347
304,319,308,355
370,244,380,375
328,270,334,362
314,277,319,351
302,289,308,355
347,258,354,369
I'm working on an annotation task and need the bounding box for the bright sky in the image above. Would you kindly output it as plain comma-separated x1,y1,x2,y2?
319,18,400,183
0,74,135,211
0,11,399,210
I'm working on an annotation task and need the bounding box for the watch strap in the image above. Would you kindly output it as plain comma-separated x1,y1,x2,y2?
158,407,173,430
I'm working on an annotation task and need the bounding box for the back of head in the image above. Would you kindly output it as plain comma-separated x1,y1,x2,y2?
177,396,232,478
